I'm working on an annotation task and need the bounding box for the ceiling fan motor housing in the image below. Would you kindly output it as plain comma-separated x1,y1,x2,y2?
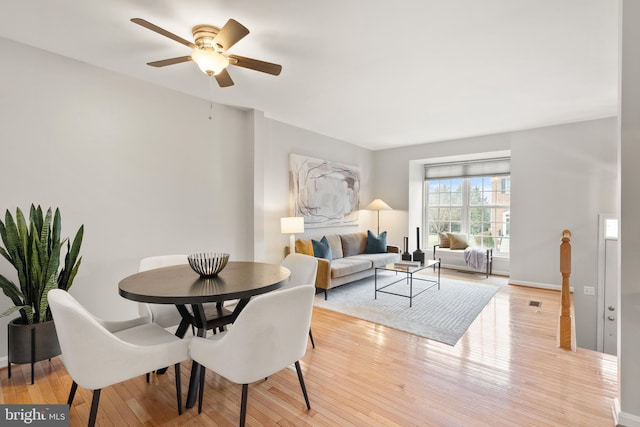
192,25,221,50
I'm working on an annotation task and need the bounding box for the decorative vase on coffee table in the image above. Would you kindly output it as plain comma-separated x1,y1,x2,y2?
412,227,425,265
402,236,412,261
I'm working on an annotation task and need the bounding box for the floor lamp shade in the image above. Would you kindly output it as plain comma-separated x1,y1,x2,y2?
281,217,305,252
365,199,392,234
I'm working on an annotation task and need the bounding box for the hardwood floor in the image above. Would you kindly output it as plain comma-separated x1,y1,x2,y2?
0,270,617,426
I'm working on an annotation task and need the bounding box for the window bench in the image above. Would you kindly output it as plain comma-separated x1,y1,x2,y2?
432,245,493,278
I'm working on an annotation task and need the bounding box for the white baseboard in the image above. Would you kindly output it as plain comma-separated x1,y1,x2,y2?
509,279,574,293
615,397,640,426
0,356,7,369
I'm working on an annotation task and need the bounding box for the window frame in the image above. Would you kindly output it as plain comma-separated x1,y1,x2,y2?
424,175,510,257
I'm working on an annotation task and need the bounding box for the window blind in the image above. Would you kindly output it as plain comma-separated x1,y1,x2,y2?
424,157,511,180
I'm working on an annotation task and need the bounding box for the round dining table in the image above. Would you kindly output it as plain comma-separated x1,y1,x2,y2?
118,261,290,409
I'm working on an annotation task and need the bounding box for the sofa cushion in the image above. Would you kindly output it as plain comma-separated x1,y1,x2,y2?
330,258,372,278
341,232,367,257
350,252,399,268
295,238,314,255
325,234,343,259
365,230,387,253
312,236,332,260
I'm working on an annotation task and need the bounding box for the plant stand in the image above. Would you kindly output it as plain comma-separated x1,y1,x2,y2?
7,319,61,384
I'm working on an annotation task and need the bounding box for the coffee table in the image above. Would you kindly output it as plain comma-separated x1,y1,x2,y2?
375,259,441,307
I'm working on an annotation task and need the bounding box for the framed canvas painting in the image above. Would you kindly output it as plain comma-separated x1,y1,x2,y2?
289,154,360,228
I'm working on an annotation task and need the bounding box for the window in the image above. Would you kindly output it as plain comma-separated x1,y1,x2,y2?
424,158,510,256
501,177,510,194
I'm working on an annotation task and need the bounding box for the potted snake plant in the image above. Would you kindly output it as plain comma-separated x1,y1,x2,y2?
0,204,83,383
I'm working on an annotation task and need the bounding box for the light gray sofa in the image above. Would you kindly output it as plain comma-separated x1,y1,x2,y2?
293,231,400,299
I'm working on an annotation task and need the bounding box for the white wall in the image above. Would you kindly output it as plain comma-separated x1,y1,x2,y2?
618,1,640,423
257,116,375,265
374,118,617,350
0,37,255,358
510,118,617,350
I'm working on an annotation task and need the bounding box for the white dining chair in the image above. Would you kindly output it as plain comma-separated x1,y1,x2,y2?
48,289,190,427
281,253,318,348
190,285,315,427
137,254,190,329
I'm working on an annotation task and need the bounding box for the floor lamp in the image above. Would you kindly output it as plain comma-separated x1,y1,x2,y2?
365,199,392,235
281,217,305,253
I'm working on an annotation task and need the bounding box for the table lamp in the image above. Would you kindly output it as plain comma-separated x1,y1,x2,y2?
281,217,305,253
365,199,392,234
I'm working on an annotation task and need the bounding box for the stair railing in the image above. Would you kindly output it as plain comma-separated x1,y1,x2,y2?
559,229,576,351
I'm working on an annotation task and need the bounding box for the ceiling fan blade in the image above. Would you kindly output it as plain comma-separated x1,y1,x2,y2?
131,18,196,49
228,55,282,76
213,19,249,51
214,69,234,87
147,56,192,67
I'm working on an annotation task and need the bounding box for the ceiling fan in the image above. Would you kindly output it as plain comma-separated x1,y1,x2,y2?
131,18,282,87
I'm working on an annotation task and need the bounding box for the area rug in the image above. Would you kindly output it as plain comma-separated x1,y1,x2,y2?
313,271,500,346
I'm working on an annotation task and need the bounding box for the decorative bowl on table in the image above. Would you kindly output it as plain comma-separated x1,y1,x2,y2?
187,253,230,277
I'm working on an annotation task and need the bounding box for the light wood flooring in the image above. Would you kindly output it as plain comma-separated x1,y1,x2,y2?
0,270,618,426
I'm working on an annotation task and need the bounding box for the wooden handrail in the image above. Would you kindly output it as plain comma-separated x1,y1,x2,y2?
559,229,575,351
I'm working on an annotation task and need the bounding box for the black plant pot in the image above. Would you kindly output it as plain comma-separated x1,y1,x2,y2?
7,318,61,384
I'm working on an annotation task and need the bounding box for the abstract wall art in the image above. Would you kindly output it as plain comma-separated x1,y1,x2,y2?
289,154,360,228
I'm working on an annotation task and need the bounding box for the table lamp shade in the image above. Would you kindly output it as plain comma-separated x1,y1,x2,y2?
281,217,304,234
281,217,305,253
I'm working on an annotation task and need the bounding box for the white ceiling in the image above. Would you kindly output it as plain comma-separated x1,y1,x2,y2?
0,0,619,151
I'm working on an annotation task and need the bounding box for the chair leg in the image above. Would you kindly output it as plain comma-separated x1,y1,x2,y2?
88,389,101,427
198,366,206,414
294,361,311,410
146,372,150,383
174,363,183,415
240,384,249,427
67,381,78,406
308,329,316,349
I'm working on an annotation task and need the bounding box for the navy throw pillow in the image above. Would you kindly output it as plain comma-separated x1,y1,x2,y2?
365,230,387,253
312,236,332,260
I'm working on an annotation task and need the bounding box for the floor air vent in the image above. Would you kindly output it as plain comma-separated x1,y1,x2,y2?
529,301,541,307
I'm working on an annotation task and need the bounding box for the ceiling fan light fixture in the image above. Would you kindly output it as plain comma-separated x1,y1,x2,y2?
132,18,282,87
191,48,229,76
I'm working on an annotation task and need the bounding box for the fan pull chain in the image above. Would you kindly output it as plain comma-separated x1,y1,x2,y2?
208,75,216,120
